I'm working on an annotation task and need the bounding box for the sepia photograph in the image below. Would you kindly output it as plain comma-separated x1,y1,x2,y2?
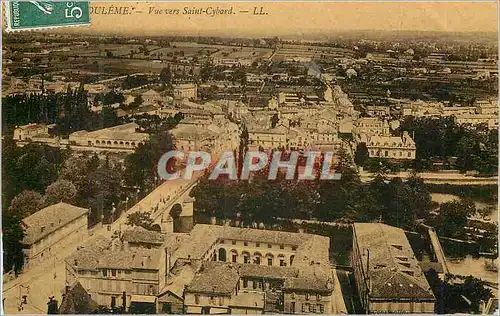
1,1,498,314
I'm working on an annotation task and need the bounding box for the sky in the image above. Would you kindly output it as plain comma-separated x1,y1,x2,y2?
69,2,498,37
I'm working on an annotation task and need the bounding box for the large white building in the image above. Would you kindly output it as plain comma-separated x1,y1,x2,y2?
68,123,149,152
13,123,55,141
364,132,416,160
173,83,197,100
171,117,240,158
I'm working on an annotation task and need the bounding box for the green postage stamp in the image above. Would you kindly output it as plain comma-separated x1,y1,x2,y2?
5,1,90,32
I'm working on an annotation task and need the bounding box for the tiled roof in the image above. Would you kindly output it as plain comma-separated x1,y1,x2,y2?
185,261,240,295
353,223,435,300
216,225,312,246
234,263,299,279
161,259,200,298
22,202,88,245
171,225,219,261
69,238,163,270
67,235,111,269
284,277,332,292
58,282,98,314
122,227,166,245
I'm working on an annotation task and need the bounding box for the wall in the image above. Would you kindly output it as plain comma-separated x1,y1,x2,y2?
184,292,232,314
369,300,435,313
25,214,88,268
216,240,296,267
350,231,369,313
283,291,333,314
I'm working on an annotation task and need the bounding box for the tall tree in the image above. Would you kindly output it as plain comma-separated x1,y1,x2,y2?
2,211,25,273
9,190,43,218
44,180,78,205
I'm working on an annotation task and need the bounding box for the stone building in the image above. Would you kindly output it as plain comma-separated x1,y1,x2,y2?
23,202,88,269
66,224,344,314
68,122,149,152
364,131,416,160
173,83,197,100
351,223,436,314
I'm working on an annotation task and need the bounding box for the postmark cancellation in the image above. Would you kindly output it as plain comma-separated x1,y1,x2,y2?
5,1,90,32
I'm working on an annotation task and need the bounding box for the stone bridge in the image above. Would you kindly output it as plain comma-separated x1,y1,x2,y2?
150,178,200,233
116,172,203,235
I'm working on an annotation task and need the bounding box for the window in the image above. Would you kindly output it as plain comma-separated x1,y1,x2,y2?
243,279,248,288
291,302,296,314
305,293,310,301
384,150,389,157
408,152,412,157
303,303,309,313
210,296,216,304
291,246,297,251
253,281,257,289
232,254,237,263
254,257,261,265
319,304,324,313
111,296,116,308
256,243,260,247
280,259,285,266
244,241,248,246
218,297,224,306
310,304,315,313
111,269,117,277
268,258,273,266
244,255,250,264
280,244,284,249
232,240,236,245
316,294,321,301
103,269,108,277
267,244,272,248
220,239,225,244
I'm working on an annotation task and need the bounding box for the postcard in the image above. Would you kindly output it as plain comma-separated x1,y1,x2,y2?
2,1,498,315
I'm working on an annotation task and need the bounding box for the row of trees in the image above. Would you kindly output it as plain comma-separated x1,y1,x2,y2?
190,150,435,230
2,84,119,136
190,148,496,254
355,116,498,175
399,116,498,175
426,270,494,314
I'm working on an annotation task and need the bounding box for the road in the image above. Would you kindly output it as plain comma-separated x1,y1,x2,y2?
2,173,202,314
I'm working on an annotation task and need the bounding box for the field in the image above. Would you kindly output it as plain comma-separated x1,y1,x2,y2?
169,41,273,60
65,44,160,58
212,46,273,60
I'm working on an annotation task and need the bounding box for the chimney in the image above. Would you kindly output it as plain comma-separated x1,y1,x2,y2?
74,259,78,266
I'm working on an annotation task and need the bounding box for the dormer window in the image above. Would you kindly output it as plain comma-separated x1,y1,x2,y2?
391,244,403,251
